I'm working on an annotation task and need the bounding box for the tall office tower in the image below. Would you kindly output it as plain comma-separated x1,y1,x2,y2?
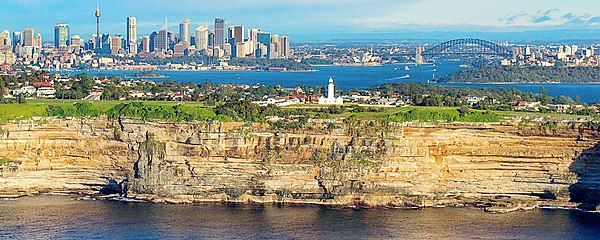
256,32,271,58
95,5,101,51
214,18,225,48
179,19,190,46
23,28,34,47
231,25,244,44
54,23,70,48
0,30,10,49
270,34,280,58
194,24,208,51
127,16,137,54
34,34,42,48
226,25,244,57
149,32,156,52
140,36,150,53
280,36,290,58
110,35,123,55
154,29,168,53
248,28,261,42
12,32,22,47
207,30,214,47
101,33,111,54
70,35,84,47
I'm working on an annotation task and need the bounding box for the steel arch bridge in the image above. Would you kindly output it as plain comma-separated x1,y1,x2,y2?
422,38,512,56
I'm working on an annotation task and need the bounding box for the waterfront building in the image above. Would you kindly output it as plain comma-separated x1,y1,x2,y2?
318,77,343,105
54,23,70,48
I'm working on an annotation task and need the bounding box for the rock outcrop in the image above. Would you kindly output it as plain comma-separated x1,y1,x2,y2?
1,117,599,211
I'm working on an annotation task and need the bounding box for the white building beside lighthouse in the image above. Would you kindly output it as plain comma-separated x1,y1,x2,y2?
318,77,343,105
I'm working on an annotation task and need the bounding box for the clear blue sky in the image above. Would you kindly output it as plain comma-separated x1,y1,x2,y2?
2,0,600,41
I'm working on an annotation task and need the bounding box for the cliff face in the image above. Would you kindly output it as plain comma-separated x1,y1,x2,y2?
1,117,599,209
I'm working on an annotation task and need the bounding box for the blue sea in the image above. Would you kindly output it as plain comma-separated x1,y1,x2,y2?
55,63,600,103
1,196,599,239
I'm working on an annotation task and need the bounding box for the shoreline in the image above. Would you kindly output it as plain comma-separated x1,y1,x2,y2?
445,81,600,85
2,191,599,214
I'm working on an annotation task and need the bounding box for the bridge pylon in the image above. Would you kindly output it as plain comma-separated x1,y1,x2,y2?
415,46,425,64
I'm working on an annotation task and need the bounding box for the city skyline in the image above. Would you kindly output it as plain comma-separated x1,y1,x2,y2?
3,0,600,41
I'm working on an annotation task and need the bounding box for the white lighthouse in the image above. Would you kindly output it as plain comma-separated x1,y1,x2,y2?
318,77,344,105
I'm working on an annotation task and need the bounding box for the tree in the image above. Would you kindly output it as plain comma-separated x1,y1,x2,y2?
539,86,551,105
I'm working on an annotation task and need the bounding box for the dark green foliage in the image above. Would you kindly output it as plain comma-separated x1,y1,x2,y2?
387,109,501,123
106,102,213,122
440,66,600,84
301,58,333,65
228,58,314,71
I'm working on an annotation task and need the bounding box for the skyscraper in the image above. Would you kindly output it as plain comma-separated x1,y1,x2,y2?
23,28,34,47
54,23,70,48
95,5,101,51
110,35,123,55
256,32,271,59
127,16,137,54
214,18,225,49
70,35,84,47
280,36,290,58
34,34,42,48
194,24,209,51
101,33,111,54
179,19,190,46
0,30,11,49
271,34,280,58
140,36,150,53
229,25,244,44
208,30,214,47
12,32,22,47
154,29,168,53
149,32,157,52
248,28,261,42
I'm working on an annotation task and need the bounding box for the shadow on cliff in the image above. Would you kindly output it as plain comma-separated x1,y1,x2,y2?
83,177,129,196
569,142,600,210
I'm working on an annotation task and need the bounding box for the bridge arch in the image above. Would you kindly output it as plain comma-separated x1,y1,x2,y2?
422,38,512,56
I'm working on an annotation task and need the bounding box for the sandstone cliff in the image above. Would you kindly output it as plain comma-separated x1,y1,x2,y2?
1,117,599,211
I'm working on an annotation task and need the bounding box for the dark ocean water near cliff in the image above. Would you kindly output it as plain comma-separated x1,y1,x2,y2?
1,196,600,239
55,63,600,103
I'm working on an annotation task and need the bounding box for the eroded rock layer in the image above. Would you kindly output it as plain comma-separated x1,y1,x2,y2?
1,118,598,210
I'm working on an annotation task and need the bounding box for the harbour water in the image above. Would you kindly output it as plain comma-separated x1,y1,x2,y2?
1,196,599,239
56,63,600,104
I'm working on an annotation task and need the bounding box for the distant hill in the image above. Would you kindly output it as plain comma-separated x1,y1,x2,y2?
439,66,600,84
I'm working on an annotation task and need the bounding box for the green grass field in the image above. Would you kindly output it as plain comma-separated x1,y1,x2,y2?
0,100,596,123
0,99,212,122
